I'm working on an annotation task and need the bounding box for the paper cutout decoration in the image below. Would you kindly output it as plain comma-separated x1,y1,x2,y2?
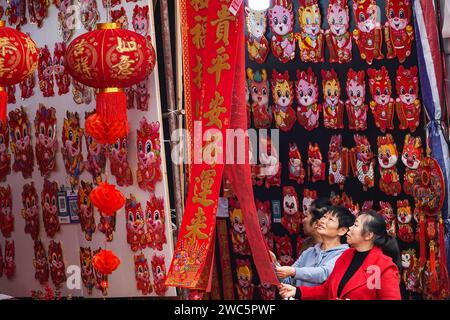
0,242,3,278
402,134,423,196
48,240,66,288
110,136,133,186
307,142,325,183
80,247,95,295
352,0,383,64
271,70,296,132
295,68,320,131
235,258,254,300
247,68,272,129
401,249,421,293
281,186,302,235
21,182,40,240
302,188,317,213
4,240,15,279
384,0,414,63
126,194,147,252
33,240,49,285
328,134,349,189
84,111,107,184
256,199,274,250
0,185,13,238
102,0,121,7
42,179,60,238
98,212,116,242
5,0,27,29
245,6,269,64
325,0,352,63
251,136,281,188
368,67,394,133
258,283,276,300
53,42,71,96
0,121,11,181
8,106,34,179
297,0,324,63
288,142,305,184
136,118,162,192
72,79,93,105
61,111,84,187
135,78,151,111
321,69,344,129
28,0,50,28
111,7,128,29
80,0,99,31
377,134,401,196
132,5,149,36
346,69,368,131
134,253,153,295
397,200,414,243
350,134,375,190
229,198,251,255
151,254,168,296
38,45,55,97
145,195,167,251
78,181,96,241
268,0,296,63
35,104,57,177
7,85,15,104
395,66,421,132
274,235,294,266
56,0,74,43
92,247,108,296
19,73,36,100
379,201,396,236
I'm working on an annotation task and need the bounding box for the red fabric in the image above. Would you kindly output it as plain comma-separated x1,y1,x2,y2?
299,247,401,300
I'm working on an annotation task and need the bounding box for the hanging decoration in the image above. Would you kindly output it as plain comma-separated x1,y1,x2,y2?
33,239,49,285
132,5,149,36
48,240,66,288
297,0,324,63
0,185,13,238
271,70,296,132
402,134,423,196
110,7,128,29
245,6,269,64
72,79,93,105
397,200,414,243
0,121,11,181
325,0,352,63
53,42,71,96
321,69,344,129
235,258,254,300
368,67,395,133
145,195,167,251
256,199,273,250
295,67,320,131
38,45,55,97
247,68,272,129
109,136,133,186
21,182,40,241
7,85,15,104
229,198,251,256
77,181,96,241
5,1,26,30
395,65,421,132
328,134,349,189
85,113,128,146
4,239,15,279
92,247,108,296
345,69,367,131
84,111,107,184
56,0,74,43
134,253,152,295
379,201,396,236
41,179,60,238
281,186,301,234
288,142,305,184
34,104,57,177
151,254,167,296
302,188,317,213
274,235,294,266
307,142,325,183
350,134,375,190
98,211,116,242
80,0,100,31
377,134,401,196
401,248,421,295
125,194,147,252
92,249,120,292
80,247,95,295
19,73,36,100
28,0,50,28
89,181,125,216
268,0,296,63
61,111,84,188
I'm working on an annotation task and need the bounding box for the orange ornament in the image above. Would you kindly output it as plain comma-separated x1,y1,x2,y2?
89,182,125,216
85,113,129,145
92,249,121,275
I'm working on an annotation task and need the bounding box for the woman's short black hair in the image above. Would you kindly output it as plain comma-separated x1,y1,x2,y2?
327,205,356,244
308,197,332,226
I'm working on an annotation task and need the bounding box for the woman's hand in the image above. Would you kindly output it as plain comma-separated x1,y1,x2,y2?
275,266,295,279
278,283,297,299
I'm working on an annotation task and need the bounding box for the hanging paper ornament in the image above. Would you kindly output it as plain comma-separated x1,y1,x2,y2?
98,212,116,242
258,283,276,300
297,0,324,63
33,239,49,285
321,69,344,129
0,185,13,238
136,118,162,192
4,239,15,279
401,248,421,294
65,22,156,144
395,66,421,132
134,253,152,295
402,134,423,195
132,5,149,36
302,188,317,213
235,258,254,300
72,79,93,105
111,7,128,29
80,247,95,295
251,136,281,189
125,195,147,252
41,179,60,238
368,67,394,133
5,1,27,30
307,142,325,183
6,85,15,104
384,0,414,63
345,69,367,131
295,68,320,131
92,249,120,292
0,21,39,122
135,78,150,111
325,0,352,63
268,0,296,63
56,0,74,43
0,121,11,181
350,134,375,190
271,70,296,132
77,181,96,241
19,73,36,100
352,0,383,64
34,104,57,177
85,111,107,184
229,198,251,255
53,42,71,96
61,111,84,187
397,200,414,243
85,113,128,146
21,182,40,240
89,181,125,216
109,136,133,186
247,68,272,129
151,254,168,296
328,134,349,189
281,186,302,235
245,6,269,64
379,201,396,236
38,45,55,97
48,240,66,288
92,247,108,296
102,0,121,7
288,142,305,184
145,195,167,251
274,235,294,266
80,0,100,31
377,134,401,196
28,0,50,28
256,199,273,250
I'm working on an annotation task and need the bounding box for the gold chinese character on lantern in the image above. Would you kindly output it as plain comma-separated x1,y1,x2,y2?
116,37,137,53
190,15,207,50
112,56,136,78
73,39,87,57
24,37,37,55
204,91,226,129
184,207,208,245
0,58,12,77
207,47,230,86
73,57,92,77
211,5,236,46
193,169,216,207
0,37,17,56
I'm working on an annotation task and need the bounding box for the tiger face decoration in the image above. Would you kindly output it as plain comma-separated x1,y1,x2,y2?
0,121,11,181
80,247,95,295
145,195,167,251
34,104,57,177
77,181,96,241
134,253,152,295
33,240,49,285
21,182,40,240
0,185,13,238
48,240,66,288
41,179,60,238
9,106,34,179
61,111,84,187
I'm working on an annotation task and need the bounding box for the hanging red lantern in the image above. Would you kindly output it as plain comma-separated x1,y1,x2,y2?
65,22,156,141
0,20,39,122
89,181,125,216
92,249,121,275
85,113,128,145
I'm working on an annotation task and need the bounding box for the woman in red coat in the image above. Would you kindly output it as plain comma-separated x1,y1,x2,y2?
279,210,401,300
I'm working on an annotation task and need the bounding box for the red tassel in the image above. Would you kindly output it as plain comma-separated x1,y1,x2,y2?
0,89,7,123
438,218,450,294
419,213,427,267
96,89,127,123
430,241,438,292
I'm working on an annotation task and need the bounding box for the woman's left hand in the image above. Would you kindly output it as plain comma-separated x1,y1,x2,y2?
275,266,295,279
278,283,296,299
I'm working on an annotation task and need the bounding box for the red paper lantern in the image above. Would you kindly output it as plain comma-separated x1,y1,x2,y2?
89,181,125,216
85,113,128,145
65,22,156,141
0,20,39,122
92,249,121,275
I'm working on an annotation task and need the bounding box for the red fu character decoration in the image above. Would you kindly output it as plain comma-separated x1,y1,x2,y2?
65,22,156,143
0,20,39,123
